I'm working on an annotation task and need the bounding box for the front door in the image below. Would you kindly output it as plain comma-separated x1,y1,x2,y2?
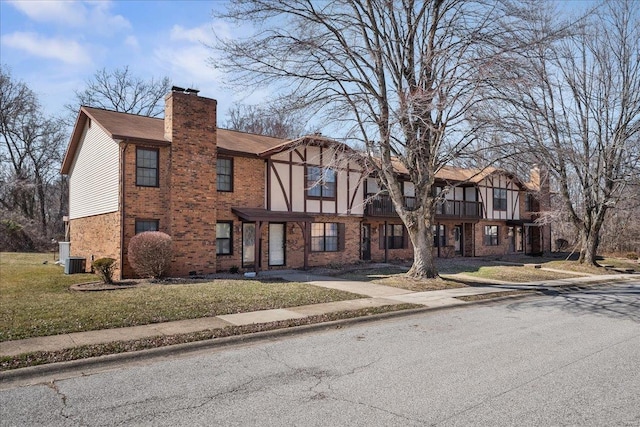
361,224,371,261
269,223,285,266
242,223,256,268
454,225,462,254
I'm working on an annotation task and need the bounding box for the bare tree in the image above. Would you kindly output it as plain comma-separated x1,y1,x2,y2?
479,0,640,265
224,104,308,138
212,0,545,278
0,66,67,241
65,66,171,123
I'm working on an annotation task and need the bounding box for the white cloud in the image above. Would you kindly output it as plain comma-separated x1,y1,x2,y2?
170,24,215,44
8,0,130,35
1,32,92,65
154,43,221,86
124,35,139,50
8,0,85,25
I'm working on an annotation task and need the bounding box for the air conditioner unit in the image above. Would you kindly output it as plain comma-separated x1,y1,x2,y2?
65,257,86,274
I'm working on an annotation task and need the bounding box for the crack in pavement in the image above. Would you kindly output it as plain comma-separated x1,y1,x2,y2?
45,380,88,426
112,376,261,426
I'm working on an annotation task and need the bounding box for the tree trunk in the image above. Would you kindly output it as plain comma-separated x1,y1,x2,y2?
405,212,437,279
582,232,600,266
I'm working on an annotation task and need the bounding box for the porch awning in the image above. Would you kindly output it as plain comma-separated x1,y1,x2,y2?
506,220,539,227
231,207,313,223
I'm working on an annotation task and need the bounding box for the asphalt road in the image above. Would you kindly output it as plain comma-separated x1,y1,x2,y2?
1,281,639,426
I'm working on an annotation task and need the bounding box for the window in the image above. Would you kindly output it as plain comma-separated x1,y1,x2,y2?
380,224,407,249
388,224,406,249
135,219,159,234
217,158,233,192
136,148,159,187
311,222,339,252
433,224,446,247
306,166,336,198
216,222,233,255
525,193,539,212
493,188,507,211
484,225,499,246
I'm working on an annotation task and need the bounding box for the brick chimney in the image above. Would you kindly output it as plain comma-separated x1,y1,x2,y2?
164,88,218,275
529,164,552,253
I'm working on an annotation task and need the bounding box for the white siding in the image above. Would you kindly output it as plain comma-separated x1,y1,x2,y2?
267,146,364,215
349,172,364,215
68,122,120,219
403,182,415,197
291,165,305,211
366,178,379,194
270,162,289,211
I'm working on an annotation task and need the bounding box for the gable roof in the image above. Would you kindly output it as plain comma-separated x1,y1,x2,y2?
62,106,288,173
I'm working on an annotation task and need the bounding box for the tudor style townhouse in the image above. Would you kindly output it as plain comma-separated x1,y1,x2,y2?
61,88,551,279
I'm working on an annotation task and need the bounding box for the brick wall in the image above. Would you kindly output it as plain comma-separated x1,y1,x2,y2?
307,215,362,267
215,156,266,272
69,211,121,278
367,219,414,262
165,91,218,276
474,220,510,256
121,144,171,277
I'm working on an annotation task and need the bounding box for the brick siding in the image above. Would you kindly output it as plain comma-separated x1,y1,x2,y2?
69,211,121,278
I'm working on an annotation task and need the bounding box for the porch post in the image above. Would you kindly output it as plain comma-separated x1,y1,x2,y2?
254,221,262,273
303,221,310,270
384,220,388,263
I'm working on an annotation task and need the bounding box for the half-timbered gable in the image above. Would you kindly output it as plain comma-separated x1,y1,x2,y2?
264,139,365,216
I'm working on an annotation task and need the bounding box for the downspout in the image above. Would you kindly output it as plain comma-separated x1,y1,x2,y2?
119,141,129,278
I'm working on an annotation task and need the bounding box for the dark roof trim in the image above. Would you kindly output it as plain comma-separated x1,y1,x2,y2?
232,207,313,222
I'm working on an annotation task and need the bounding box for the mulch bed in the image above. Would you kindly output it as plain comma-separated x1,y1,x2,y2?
69,281,140,291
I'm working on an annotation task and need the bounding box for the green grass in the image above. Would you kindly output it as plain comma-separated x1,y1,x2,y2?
0,253,362,342
455,266,578,282
338,267,467,291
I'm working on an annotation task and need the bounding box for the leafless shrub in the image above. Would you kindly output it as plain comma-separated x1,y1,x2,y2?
127,232,173,279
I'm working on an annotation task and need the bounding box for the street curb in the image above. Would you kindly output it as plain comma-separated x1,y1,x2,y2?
2,298,511,386
0,278,632,387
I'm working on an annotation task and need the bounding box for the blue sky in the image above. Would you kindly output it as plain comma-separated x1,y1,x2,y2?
0,0,266,122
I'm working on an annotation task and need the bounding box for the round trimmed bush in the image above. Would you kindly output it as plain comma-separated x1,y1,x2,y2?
93,257,116,284
128,232,173,279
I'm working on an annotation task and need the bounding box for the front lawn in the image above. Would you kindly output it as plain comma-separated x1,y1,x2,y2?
453,266,578,282
338,266,467,291
0,253,362,342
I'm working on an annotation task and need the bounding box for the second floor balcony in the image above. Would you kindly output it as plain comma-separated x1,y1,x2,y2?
364,194,483,220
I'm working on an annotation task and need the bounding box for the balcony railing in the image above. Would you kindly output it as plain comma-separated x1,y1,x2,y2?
364,194,483,219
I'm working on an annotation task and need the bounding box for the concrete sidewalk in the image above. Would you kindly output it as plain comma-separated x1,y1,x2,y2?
0,271,633,358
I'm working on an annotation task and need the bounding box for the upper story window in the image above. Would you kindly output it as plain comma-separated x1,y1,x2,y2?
483,225,499,246
135,219,159,234
306,166,336,199
217,157,233,192
493,188,507,211
136,148,159,187
525,193,539,212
